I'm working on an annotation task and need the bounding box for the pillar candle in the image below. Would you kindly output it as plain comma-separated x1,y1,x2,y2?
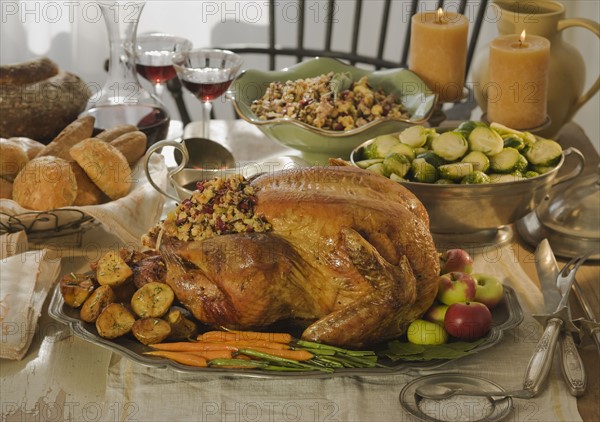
488,31,550,129
409,9,469,103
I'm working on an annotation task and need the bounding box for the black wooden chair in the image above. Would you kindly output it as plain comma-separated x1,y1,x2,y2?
168,0,489,126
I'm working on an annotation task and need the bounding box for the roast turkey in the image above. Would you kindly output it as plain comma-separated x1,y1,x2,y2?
156,166,440,348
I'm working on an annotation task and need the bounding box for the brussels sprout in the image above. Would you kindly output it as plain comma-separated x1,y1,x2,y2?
354,159,383,169
525,138,563,166
411,158,438,183
468,127,504,156
388,142,416,161
399,125,432,148
366,162,390,177
363,134,400,159
431,132,469,161
383,153,411,178
531,165,555,175
414,147,428,156
435,178,455,185
389,173,408,183
489,147,523,174
416,151,447,168
461,171,491,184
461,151,490,172
438,162,473,181
503,136,525,151
456,121,487,138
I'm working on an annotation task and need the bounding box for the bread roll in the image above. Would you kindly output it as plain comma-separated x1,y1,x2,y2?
0,139,29,179
110,131,147,164
6,137,45,159
0,58,91,143
0,177,13,199
36,116,95,160
70,138,132,200
71,162,106,206
12,156,78,210
96,124,137,142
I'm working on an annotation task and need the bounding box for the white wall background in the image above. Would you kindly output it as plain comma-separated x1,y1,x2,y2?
1,0,598,150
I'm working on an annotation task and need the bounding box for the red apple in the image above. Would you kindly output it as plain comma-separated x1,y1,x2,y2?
473,273,504,309
444,301,493,340
436,272,477,305
424,304,449,325
439,249,474,274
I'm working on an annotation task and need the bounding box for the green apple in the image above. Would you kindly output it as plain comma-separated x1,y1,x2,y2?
473,273,504,309
407,319,449,345
424,304,449,325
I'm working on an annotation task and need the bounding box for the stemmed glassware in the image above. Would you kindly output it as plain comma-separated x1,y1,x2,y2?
135,33,193,98
172,49,243,139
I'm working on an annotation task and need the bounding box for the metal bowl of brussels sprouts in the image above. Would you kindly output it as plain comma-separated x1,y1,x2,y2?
350,121,585,237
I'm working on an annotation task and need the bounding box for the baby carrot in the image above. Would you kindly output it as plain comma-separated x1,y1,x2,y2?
194,338,291,350
199,330,293,344
237,347,314,361
184,350,234,360
143,350,207,367
150,341,238,352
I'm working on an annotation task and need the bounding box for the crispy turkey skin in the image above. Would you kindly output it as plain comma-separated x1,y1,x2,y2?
158,166,439,348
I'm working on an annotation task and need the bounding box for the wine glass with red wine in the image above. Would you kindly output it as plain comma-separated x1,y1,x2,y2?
135,33,192,98
172,49,243,139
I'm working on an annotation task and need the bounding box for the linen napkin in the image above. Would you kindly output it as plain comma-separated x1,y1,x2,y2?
0,154,168,248
0,232,62,360
103,243,582,422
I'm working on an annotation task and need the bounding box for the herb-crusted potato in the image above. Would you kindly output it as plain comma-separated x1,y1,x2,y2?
96,303,136,339
131,282,174,318
96,250,133,287
132,317,171,345
60,272,95,308
80,284,116,323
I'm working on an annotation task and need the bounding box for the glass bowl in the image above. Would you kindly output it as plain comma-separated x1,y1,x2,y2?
228,57,437,164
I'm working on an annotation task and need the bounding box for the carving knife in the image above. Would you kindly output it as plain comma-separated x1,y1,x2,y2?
549,244,587,396
572,280,600,355
524,244,588,395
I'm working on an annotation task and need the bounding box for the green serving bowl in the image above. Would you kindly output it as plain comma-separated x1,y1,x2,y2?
228,57,437,165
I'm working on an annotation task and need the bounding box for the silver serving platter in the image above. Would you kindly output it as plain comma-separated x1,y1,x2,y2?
48,285,523,378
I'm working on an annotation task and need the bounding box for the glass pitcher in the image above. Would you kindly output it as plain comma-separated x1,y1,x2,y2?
81,0,170,147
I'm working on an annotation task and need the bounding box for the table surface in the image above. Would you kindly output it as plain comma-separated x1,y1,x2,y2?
1,120,598,422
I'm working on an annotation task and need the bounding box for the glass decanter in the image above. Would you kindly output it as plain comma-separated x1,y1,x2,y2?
81,0,170,147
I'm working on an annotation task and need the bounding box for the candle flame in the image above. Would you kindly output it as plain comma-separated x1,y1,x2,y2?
520,30,527,44
436,8,444,23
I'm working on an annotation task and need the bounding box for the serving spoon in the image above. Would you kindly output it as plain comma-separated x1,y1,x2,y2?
415,385,535,402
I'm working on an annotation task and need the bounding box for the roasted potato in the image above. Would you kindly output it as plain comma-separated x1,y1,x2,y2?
132,317,171,345
96,250,133,287
80,285,116,323
131,282,174,318
60,272,95,308
96,303,136,339
165,308,198,340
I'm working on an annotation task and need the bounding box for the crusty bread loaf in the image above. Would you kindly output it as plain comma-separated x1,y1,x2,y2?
110,131,147,165
70,138,132,200
12,156,78,210
71,162,106,206
5,137,45,159
0,57,58,85
0,177,13,199
0,139,29,179
36,116,95,160
0,58,91,143
96,124,137,142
